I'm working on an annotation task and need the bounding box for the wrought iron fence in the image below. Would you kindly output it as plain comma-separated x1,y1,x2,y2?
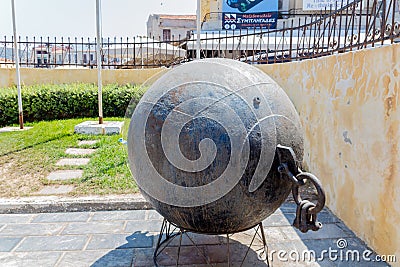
0,36,189,69
1,0,399,69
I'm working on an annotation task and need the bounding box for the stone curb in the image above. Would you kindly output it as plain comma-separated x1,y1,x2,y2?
0,194,152,214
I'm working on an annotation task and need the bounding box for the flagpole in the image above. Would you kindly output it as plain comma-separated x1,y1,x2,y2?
11,0,24,129
96,0,103,124
196,0,201,59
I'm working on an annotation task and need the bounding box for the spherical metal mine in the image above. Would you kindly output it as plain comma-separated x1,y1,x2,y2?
128,58,303,234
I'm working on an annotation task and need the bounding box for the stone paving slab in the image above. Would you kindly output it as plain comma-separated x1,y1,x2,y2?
0,204,392,266
62,221,126,235
34,185,75,195
90,210,146,222
86,233,153,250
74,121,124,135
0,126,32,133
0,237,22,252
0,251,63,266
0,223,63,236
0,214,34,223
32,212,90,223
55,158,90,166
47,170,83,181
15,235,88,252
65,148,96,156
78,140,99,146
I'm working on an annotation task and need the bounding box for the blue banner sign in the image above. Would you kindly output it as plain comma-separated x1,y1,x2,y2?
222,0,278,30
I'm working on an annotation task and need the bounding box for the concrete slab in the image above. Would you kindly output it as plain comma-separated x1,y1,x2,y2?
15,235,88,252
0,194,151,214
78,140,99,146
74,121,124,135
0,126,32,133
34,185,75,195
0,251,62,266
47,170,83,181
65,148,96,156
55,158,90,166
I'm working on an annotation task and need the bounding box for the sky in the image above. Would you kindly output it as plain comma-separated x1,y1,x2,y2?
0,0,197,38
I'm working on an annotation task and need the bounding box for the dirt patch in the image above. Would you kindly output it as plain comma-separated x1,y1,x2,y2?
0,155,44,197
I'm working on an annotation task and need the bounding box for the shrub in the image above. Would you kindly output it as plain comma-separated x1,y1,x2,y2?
0,83,145,127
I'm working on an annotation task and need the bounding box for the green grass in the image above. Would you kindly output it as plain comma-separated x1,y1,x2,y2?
0,118,138,197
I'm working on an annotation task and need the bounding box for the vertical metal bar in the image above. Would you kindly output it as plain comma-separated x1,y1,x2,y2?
62,37,64,66
337,0,344,51
297,18,301,60
11,0,23,129
357,0,363,49
344,1,350,50
176,230,183,266
126,37,129,67
106,37,110,69
158,36,161,67
364,0,370,48
205,32,208,58
372,0,377,47
96,0,103,124
196,0,201,59
67,37,71,66
152,36,155,67
281,22,286,63
113,37,116,68
309,15,313,59
321,8,326,56
289,20,293,62
381,0,386,45
351,0,356,50
390,0,396,44
47,36,50,68
54,37,57,66
25,36,28,67
120,37,123,68
133,36,136,68
232,30,235,59
211,32,214,58
274,28,277,63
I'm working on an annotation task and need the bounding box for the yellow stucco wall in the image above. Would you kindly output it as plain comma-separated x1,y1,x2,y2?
0,67,165,88
259,43,400,264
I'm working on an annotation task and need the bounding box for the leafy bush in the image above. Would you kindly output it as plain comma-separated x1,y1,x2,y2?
0,83,145,127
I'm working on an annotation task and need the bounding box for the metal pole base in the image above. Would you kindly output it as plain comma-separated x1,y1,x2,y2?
154,218,270,267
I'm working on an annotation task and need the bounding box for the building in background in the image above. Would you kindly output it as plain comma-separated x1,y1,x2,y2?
200,0,363,31
147,14,196,41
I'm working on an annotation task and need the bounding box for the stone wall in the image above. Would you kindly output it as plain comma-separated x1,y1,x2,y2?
0,67,165,88
259,43,400,264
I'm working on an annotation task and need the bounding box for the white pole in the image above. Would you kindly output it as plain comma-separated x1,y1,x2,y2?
11,0,23,129
196,0,201,59
96,0,103,124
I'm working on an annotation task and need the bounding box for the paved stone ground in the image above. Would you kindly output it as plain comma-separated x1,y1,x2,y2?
0,202,390,267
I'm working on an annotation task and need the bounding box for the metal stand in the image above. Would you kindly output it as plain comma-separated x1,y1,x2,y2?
154,218,270,266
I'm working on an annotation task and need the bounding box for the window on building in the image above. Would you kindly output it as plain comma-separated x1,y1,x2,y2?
163,29,171,42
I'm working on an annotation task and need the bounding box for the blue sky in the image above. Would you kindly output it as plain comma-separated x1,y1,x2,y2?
0,0,197,38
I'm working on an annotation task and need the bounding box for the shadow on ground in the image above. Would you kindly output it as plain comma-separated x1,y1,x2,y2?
91,230,269,266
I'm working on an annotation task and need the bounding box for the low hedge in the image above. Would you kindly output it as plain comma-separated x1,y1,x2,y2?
0,83,145,127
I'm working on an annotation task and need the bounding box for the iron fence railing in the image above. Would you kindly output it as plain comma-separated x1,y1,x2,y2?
1,0,399,69
0,36,189,69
